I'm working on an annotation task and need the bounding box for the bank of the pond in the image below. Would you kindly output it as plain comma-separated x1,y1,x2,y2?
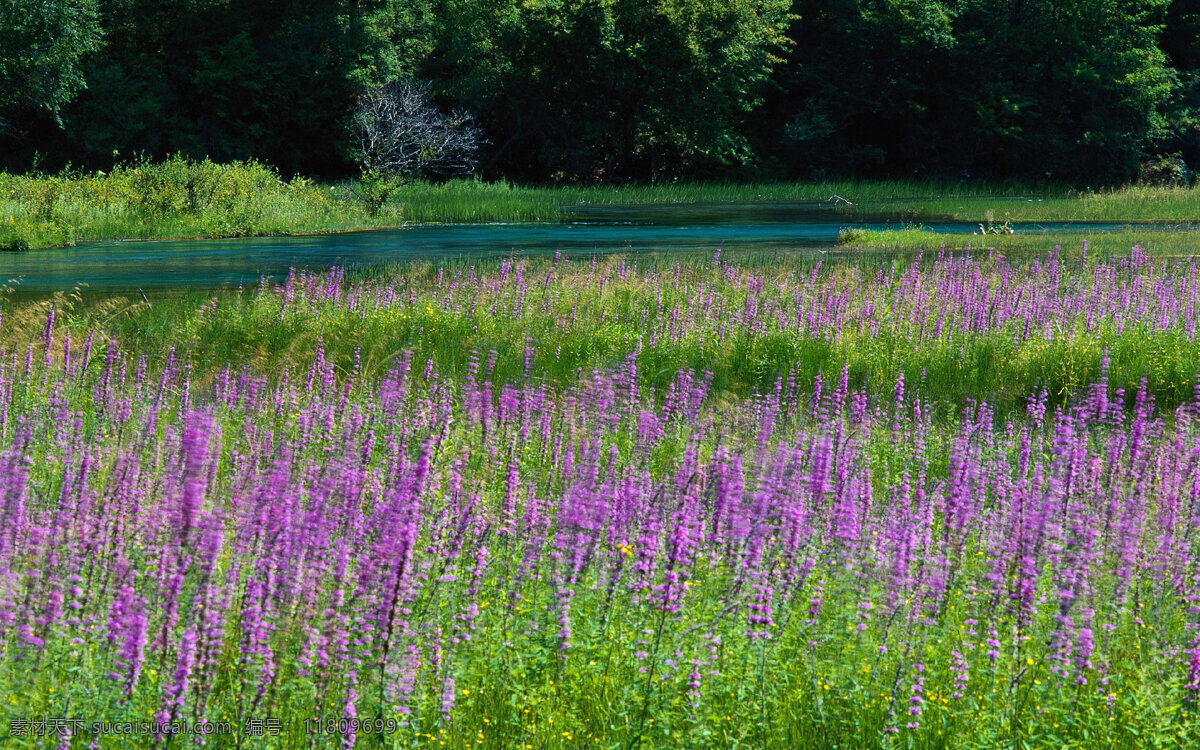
838,226,1200,255
0,158,402,251
5,158,1200,250
392,179,1200,224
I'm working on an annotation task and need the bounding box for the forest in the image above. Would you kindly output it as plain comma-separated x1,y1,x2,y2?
3,0,1199,184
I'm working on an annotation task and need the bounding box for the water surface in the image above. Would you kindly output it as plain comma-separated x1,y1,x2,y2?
0,201,1149,295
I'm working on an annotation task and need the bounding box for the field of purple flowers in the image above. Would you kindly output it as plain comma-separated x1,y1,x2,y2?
2,249,1200,748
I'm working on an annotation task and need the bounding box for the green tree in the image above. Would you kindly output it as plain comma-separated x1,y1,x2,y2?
10,0,401,173
773,0,1172,182
422,0,791,180
0,0,103,127
1160,0,1200,173
951,0,1171,182
771,0,956,176
1,0,1185,182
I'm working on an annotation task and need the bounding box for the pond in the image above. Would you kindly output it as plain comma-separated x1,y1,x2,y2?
0,200,1144,295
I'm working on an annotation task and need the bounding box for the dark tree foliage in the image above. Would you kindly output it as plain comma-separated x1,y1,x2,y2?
1,0,1198,183
422,0,791,181
0,0,102,130
2,0,396,175
769,0,1172,183
1161,0,1200,170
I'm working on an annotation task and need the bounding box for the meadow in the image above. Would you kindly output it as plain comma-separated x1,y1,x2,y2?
5,157,1200,250
23,248,1200,415
1,249,1200,748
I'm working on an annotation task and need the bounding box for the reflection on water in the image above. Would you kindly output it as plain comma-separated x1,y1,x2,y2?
0,200,1152,296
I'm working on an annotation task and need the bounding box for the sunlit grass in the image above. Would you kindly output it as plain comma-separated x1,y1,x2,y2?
4,249,1195,418
7,164,1200,250
0,157,402,250
392,179,1200,224
837,226,1200,256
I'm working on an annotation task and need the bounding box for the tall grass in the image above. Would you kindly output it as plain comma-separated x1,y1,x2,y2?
389,179,1200,223
838,185,1200,223
9,248,1200,416
6,163,1200,250
0,156,401,250
840,225,1200,254
385,178,1046,223
838,227,1200,255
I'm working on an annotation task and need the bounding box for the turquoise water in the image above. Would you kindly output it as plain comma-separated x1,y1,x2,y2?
0,201,1144,295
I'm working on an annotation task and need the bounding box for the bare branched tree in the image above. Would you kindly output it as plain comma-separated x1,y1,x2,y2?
349,80,483,179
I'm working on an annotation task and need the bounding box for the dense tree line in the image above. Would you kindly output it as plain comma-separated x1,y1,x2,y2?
1,0,1198,183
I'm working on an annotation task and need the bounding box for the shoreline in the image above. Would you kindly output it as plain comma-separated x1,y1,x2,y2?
6,171,1200,251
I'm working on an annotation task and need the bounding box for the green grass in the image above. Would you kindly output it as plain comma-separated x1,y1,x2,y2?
0,156,402,250
833,184,1200,223
6,159,1200,250
837,226,1200,255
4,313,1198,748
7,250,1199,418
385,178,1040,223
390,179,1200,224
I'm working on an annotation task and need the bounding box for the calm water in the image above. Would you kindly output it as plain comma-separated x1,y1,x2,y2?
0,201,1141,295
